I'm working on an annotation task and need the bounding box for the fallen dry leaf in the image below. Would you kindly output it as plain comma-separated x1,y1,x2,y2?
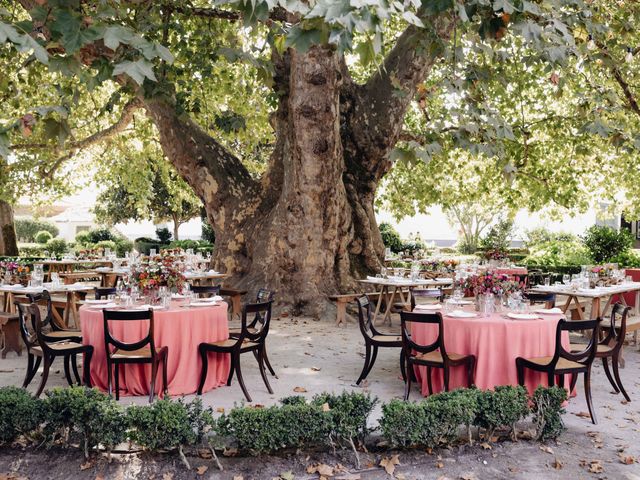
293,386,307,393
162,473,174,480
80,461,94,471
575,411,591,418
380,455,400,475
539,445,554,455
551,458,563,470
322,402,331,412
619,454,636,465
279,471,294,480
480,442,492,450
195,466,208,476
223,447,238,457
435,461,444,468
311,367,322,371
197,448,212,459
232,476,244,480
459,473,477,480
307,463,334,477
582,460,603,473
216,407,225,413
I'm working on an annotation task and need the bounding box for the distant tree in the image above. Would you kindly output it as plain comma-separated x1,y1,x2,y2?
14,219,59,243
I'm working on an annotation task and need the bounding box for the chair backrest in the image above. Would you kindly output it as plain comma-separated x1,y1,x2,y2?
95,287,117,300
190,285,221,298
399,311,446,358
102,308,156,359
240,300,273,343
15,302,38,350
256,288,274,303
26,290,55,328
525,292,556,307
553,318,601,368
355,295,375,338
410,287,443,310
28,303,55,354
601,303,629,351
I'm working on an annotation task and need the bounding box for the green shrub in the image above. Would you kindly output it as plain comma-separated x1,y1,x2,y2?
425,388,478,444
43,387,127,456
380,399,439,448
609,250,640,268
15,219,59,242
94,240,117,253
0,387,43,444
35,230,53,244
75,231,91,245
86,228,117,244
523,240,592,267
474,386,529,438
201,215,215,243
127,398,200,451
46,238,68,255
156,227,172,243
479,220,514,252
582,225,632,263
379,223,403,254
312,391,378,443
18,245,44,257
114,238,134,257
279,395,307,406
217,402,332,453
532,386,567,441
523,228,577,248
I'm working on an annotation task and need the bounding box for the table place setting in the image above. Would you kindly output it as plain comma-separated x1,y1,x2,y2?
445,309,478,318
414,304,442,311
533,307,563,315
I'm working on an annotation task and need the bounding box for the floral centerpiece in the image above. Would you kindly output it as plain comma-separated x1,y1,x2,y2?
456,271,524,297
129,252,186,294
0,260,31,285
76,248,104,260
421,258,459,273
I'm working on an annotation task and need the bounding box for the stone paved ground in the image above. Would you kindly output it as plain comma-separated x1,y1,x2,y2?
1,313,640,479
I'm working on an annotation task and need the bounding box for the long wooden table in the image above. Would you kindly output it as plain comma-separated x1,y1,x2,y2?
529,282,640,319
358,277,454,325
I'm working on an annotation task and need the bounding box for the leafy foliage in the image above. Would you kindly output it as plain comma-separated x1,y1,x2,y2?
479,220,514,253
0,386,42,444
311,391,378,442
156,227,172,244
34,230,53,244
522,240,592,267
531,386,567,441
523,228,577,248
45,238,67,255
474,386,530,437
582,225,633,263
15,219,59,242
379,222,404,254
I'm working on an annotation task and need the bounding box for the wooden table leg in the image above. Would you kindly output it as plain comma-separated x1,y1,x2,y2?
383,287,398,325
591,297,601,319
372,286,386,325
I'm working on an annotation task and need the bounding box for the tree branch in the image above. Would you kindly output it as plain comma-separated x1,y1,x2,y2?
595,40,640,116
164,3,298,23
345,15,455,182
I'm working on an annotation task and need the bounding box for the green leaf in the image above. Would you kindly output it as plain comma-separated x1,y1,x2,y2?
402,11,425,28
112,59,157,85
285,27,322,53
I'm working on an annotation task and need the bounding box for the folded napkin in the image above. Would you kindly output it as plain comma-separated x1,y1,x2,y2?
414,304,441,310
366,276,379,281
447,310,477,318
88,302,117,309
207,270,220,275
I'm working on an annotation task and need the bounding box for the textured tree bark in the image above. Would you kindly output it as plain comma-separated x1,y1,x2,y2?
0,200,19,256
143,24,451,318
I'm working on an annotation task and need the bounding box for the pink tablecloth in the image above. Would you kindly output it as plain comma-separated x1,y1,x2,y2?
410,309,569,396
80,303,230,396
618,269,640,307
494,267,528,276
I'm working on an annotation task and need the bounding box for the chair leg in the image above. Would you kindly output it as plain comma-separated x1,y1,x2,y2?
356,344,371,385
149,359,158,403
107,360,113,397
426,366,433,395
404,360,412,401
569,372,578,392
467,357,476,388
35,355,52,398
601,357,619,393
547,370,555,387
83,348,93,388
71,354,81,385
558,374,565,389
23,353,37,388
611,354,630,402
226,353,235,387
197,346,209,395
162,353,168,396
262,344,277,378
584,370,597,425
257,348,273,394
115,363,120,401
399,349,406,382
63,355,73,386
516,359,525,386
365,346,379,378
233,352,251,402
443,365,450,392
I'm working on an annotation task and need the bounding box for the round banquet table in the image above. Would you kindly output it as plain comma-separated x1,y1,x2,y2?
80,302,230,397
410,308,570,396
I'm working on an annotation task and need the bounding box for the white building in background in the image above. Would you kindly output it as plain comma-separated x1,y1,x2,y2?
47,205,96,241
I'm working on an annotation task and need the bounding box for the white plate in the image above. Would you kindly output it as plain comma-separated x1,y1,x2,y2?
88,303,118,310
85,299,111,304
414,304,442,311
446,310,477,318
171,293,186,299
189,302,219,307
534,308,563,315
450,300,473,305
507,313,540,320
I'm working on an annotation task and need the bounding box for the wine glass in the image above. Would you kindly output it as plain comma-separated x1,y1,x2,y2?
562,274,570,285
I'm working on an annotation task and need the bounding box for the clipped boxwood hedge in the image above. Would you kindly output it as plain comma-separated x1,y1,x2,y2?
0,385,566,464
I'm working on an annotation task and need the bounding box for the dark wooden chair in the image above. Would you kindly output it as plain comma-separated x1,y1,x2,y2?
229,288,277,377
525,291,556,308
517,318,601,424
355,295,404,385
197,300,274,402
17,302,93,397
26,290,82,341
102,308,168,402
95,287,117,300
410,287,444,310
190,285,221,298
574,303,630,401
400,310,475,400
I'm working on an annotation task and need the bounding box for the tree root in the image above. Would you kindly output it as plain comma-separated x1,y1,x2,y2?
178,445,191,470
348,437,361,470
208,443,223,471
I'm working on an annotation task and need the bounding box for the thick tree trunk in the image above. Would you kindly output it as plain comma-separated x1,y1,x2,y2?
0,200,19,256
172,215,180,241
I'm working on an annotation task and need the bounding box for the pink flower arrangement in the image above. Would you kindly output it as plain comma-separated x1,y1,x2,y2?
129,252,186,293
456,271,524,296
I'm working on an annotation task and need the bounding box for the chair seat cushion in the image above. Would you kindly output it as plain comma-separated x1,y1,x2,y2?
371,335,402,343
35,341,85,352
524,356,583,370
570,344,613,354
45,330,82,339
415,351,466,363
112,347,160,359
205,338,259,349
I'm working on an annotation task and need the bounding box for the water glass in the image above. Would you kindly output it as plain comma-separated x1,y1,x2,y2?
543,277,550,287
150,249,157,257
562,274,570,285
626,275,633,283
